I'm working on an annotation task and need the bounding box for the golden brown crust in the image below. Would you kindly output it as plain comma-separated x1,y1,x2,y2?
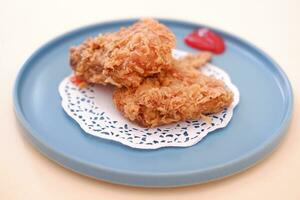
70,18,176,88
113,53,233,127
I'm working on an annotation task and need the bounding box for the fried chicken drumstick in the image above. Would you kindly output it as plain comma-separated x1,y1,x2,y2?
70,18,176,88
113,53,233,127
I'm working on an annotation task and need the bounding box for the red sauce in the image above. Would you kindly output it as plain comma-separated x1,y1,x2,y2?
70,75,83,85
184,28,225,54
70,75,87,88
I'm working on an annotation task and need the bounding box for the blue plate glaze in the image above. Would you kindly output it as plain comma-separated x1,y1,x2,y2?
13,19,293,187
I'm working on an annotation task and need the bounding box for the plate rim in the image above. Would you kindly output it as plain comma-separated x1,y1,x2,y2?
13,18,294,187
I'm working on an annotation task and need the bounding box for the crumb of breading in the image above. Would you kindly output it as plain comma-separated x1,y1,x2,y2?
173,51,212,69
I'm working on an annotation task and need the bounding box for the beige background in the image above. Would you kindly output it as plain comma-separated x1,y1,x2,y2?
1,0,299,199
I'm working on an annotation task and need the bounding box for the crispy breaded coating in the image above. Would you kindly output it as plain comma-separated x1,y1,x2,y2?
113,53,233,127
173,51,212,69
69,18,233,127
70,18,176,88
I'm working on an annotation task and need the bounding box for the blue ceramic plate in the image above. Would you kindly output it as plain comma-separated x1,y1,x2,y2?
13,19,293,187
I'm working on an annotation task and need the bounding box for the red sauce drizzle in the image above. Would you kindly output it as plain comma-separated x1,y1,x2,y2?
184,28,225,54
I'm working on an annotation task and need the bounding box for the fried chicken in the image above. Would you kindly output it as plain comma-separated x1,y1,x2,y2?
113,53,233,127
70,18,176,88
69,18,234,128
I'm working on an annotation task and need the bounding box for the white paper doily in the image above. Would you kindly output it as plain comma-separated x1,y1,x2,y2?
59,49,240,149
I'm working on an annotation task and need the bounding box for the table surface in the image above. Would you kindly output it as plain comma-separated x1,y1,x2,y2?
1,0,299,199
